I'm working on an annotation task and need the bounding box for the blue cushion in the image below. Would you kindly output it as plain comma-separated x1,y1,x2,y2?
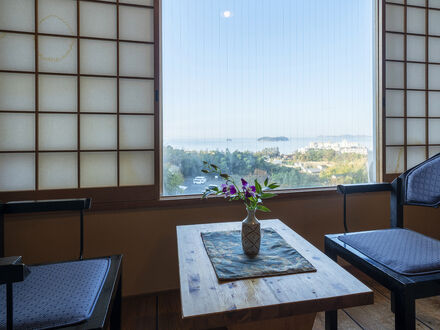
406,154,440,206
0,258,110,330
338,229,440,275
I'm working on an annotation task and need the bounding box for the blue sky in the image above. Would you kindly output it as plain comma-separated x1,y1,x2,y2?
162,0,374,140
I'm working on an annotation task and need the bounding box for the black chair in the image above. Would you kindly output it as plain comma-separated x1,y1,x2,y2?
325,153,440,330
0,199,123,330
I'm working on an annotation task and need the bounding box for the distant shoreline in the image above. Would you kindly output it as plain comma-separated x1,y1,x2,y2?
257,136,289,142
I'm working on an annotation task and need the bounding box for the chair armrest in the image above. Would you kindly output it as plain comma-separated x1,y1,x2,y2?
0,256,30,284
3,198,91,214
337,183,392,195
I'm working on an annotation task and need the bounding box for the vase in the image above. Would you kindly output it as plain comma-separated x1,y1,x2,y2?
241,208,261,256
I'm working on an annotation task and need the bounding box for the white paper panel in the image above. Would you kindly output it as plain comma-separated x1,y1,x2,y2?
388,0,404,3
0,33,35,71
120,151,154,186
39,75,77,112
407,119,426,144
386,4,404,32
38,152,77,189
429,146,440,157
0,153,35,191
386,118,404,145
80,152,117,187
428,64,440,90
429,119,440,143
386,62,404,89
386,90,404,116
429,37,440,62
407,146,426,168
80,77,117,112
120,7,154,42
0,0,34,32
80,40,117,75
407,91,425,116
80,115,117,150
0,73,35,111
386,33,404,61
429,1,440,9
119,43,154,77
0,114,35,151
407,36,425,62
80,2,116,39
119,115,154,149
120,0,153,5
386,147,404,173
407,8,426,35
429,92,440,116
407,63,425,89
407,0,426,5
120,79,154,113
39,114,77,150
429,10,440,36
38,36,77,73
38,0,76,35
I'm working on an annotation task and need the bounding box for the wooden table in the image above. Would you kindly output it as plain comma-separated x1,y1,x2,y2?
177,219,373,329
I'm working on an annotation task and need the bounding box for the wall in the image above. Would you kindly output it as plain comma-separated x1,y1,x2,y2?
5,191,440,296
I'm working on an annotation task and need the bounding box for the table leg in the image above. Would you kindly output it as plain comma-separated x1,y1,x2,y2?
228,312,316,330
325,310,337,330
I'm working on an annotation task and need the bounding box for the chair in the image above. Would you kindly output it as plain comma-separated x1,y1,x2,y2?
324,153,440,330
0,199,123,330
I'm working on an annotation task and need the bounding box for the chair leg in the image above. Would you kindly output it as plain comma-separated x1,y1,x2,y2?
325,310,337,330
394,291,415,330
110,276,122,330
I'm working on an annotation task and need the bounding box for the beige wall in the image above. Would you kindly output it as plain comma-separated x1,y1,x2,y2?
5,191,440,296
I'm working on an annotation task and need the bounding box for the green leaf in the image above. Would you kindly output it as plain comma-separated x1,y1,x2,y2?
261,193,276,199
220,173,229,179
256,204,271,212
264,177,269,186
254,180,262,194
203,161,208,164
201,169,209,173
210,164,218,170
268,183,280,189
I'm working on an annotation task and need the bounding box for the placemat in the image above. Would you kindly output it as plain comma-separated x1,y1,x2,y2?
201,227,316,280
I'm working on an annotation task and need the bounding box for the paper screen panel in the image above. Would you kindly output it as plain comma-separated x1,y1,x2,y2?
38,152,77,189
386,118,404,145
429,0,440,9
429,92,440,116
429,146,440,157
119,43,154,77
121,0,153,5
119,115,154,149
407,63,425,89
429,37,440,63
39,75,77,112
0,0,34,32
429,10,440,36
80,1,116,39
386,147,405,173
120,79,154,113
0,73,35,111
386,62,404,88
386,33,404,61
120,151,154,186
429,119,440,144
407,91,425,117
0,33,35,71
0,114,35,151
80,152,117,187
80,77,117,112
38,0,76,35
407,119,426,145
407,0,426,5
407,146,426,168
119,6,154,42
386,90,404,116
0,153,35,191
407,36,425,62
428,64,440,90
38,36,77,73
386,4,404,32
38,114,77,150
80,40,117,75
407,7,425,35
80,114,117,150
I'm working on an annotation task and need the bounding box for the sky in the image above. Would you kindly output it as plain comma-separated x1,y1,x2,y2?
162,0,374,140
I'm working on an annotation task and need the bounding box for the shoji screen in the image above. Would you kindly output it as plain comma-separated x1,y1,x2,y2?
0,0,156,200
384,0,440,179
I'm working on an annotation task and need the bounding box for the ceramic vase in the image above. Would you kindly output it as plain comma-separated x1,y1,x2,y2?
241,208,261,256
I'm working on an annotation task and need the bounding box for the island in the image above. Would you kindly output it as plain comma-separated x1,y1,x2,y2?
257,136,289,142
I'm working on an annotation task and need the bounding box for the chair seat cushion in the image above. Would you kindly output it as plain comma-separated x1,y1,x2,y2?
0,258,110,330
338,229,440,276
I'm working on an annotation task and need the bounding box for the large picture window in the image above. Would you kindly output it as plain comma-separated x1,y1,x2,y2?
162,0,376,196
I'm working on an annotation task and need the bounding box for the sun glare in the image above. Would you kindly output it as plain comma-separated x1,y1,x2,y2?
222,10,232,18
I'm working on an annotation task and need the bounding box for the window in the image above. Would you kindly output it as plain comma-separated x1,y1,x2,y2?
0,0,157,204
383,0,440,182
162,0,376,196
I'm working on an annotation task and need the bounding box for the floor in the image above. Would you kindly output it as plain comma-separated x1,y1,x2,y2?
122,265,440,330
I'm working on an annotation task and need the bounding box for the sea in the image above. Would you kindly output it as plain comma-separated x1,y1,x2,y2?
164,136,373,155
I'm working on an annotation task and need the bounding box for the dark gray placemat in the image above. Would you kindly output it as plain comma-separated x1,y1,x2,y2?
201,227,316,281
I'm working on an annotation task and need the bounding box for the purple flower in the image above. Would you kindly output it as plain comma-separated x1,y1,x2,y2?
221,184,237,197
244,185,256,198
241,178,248,187
229,185,237,195
221,183,228,193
